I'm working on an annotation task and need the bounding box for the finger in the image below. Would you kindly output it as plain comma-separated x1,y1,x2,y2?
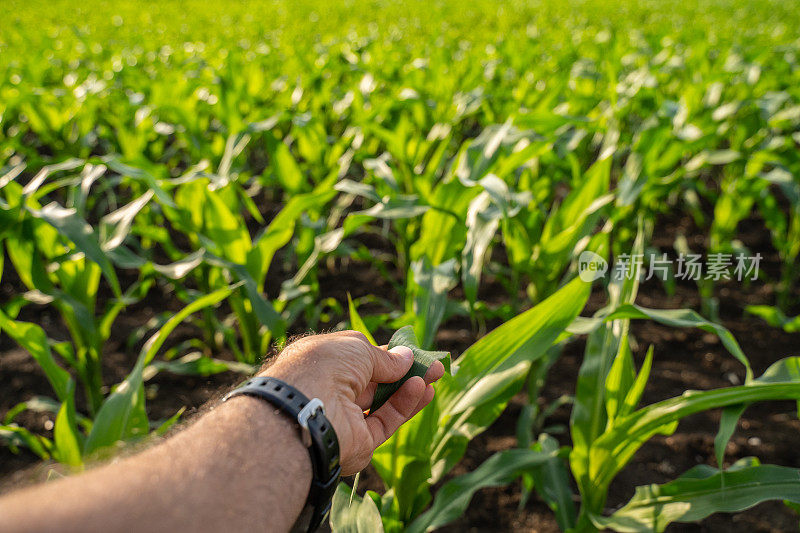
370,345,414,383
410,384,435,418
423,360,445,384
358,358,442,411
365,376,426,446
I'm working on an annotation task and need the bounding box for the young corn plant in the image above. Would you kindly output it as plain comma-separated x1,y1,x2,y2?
755,165,800,310
153,175,336,363
0,266,235,467
557,260,800,531
564,294,800,531
1,164,143,414
299,121,610,348
0,163,244,464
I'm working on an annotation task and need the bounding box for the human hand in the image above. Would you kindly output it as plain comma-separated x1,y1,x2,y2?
261,330,445,475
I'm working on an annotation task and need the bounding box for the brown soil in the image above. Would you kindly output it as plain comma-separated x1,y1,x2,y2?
2,211,800,532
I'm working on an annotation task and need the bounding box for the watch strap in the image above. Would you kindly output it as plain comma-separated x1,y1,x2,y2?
223,377,341,532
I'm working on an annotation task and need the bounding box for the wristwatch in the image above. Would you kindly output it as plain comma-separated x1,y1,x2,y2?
223,377,341,532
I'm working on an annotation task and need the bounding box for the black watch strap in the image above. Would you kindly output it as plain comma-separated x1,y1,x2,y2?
223,377,341,532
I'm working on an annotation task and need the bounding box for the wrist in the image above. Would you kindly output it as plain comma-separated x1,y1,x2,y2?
222,395,313,517
223,377,342,531
222,394,314,474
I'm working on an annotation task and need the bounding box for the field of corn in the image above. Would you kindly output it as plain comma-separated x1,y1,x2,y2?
2,0,800,530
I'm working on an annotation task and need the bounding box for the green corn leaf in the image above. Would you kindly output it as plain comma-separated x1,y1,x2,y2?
204,253,284,334
714,403,747,468
538,152,612,271
406,448,559,533
613,306,752,381
571,316,631,512
461,175,531,305
248,189,335,288
0,424,52,460
746,305,800,333
104,158,175,207
356,195,429,220
432,276,591,478
615,151,645,208
3,396,61,425
450,121,530,186
0,309,71,402
410,257,457,350
445,276,593,413
462,190,501,305
595,461,800,532
146,353,254,377
620,345,654,418
155,407,186,437
151,250,206,279
330,483,385,533
267,136,306,193
28,202,122,298
291,205,381,288
19,159,84,200
347,294,377,345
53,380,83,467
754,356,800,385
370,326,450,413
100,190,155,251
571,247,642,513
99,279,153,344
218,132,252,179
590,361,800,492
3,217,56,294
202,187,251,264
713,357,800,467
411,180,475,266
84,285,233,455
574,303,752,381
528,434,577,531
0,162,25,191
334,179,380,202
604,336,636,424
172,179,206,232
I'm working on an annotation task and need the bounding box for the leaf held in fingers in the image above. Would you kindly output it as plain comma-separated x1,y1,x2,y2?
370,326,450,413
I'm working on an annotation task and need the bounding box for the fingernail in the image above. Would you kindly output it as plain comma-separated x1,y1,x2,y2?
389,346,414,360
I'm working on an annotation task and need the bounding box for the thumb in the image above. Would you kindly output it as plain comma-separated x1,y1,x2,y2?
370,345,414,383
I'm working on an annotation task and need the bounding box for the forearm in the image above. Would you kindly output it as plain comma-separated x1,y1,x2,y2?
0,396,311,533
0,331,441,533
